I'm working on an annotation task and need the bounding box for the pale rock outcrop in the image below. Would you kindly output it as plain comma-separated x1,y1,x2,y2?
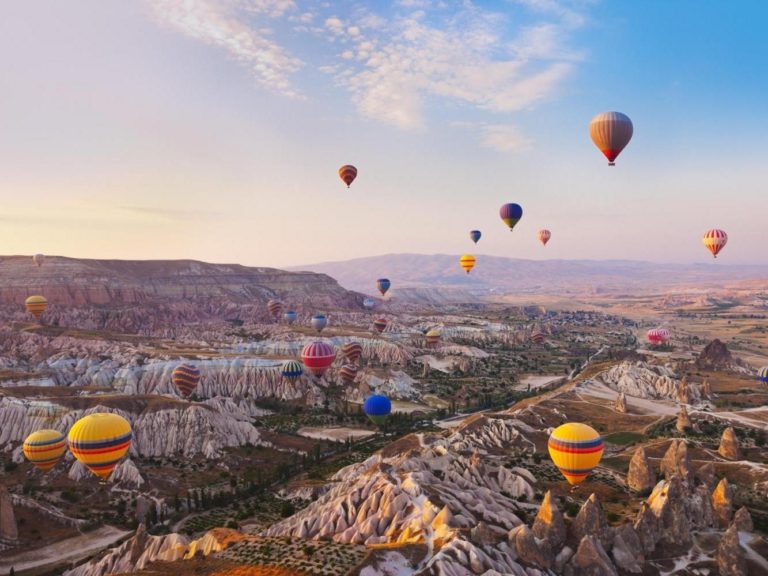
733,506,753,532
675,405,692,433
718,426,741,460
610,523,643,574
613,392,627,413
659,440,692,482
571,494,611,551
717,523,747,576
712,477,734,528
531,491,565,549
0,485,18,545
568,535,618,576
598,362,701,403
627,447,656,495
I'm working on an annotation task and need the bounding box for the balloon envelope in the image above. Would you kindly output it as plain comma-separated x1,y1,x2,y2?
426,329,441,347
311,314,328,333
589,111,633,165
758,367,768,385
538,229,551,246
341,342,363,364
339,164,358,187
33,254,45,267
301,341,336,377
363,394,392,426
373,318,388,333
172,363,201,398
703,229,728,258
531,331,546,345
283,310,298,324
363,297,376,310
548,423,604,485
339,364,359,386
459,254,476,274
377,278,391,296
281,360,304,383
267,299,284,318
499,203,523,231
23,429,66,472
25,295,48,320
469,230,481,244
68,413,132,480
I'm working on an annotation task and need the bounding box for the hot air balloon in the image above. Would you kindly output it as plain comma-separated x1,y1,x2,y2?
459,254,476,274
33,254,45,267
531,331,546,345
589,111,633,166
339,364,359,386
646,328,670,346
68,413,132,480
703,229,728,258
25,295,48,320
281,360,304,383
23,429,66,472
339,164,358,188
377,278,391,296
341,342,363,364
499,203,523,231
363,297,376,310
425,329,441,347
311,314,328,333
548,422,604,485
363,394,392,426
267,299,284,319
373,318,388,333
758,367,768,385
301,341,336,378
538,230,551,246
283,310,297,324
172,363,201,398
469,230,482,244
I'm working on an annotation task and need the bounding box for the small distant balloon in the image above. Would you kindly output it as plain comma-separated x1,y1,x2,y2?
702,229,727,258
459,254,476,274
363,297,376,310
377,278,391,296
538,229,551,246
311,314,328,333
341,342,363,364
283,310,298,324
499,203,523,231
25,295,48,320
301,341,336,378
267,299,284,319
33,254,45,267
531,330,546,345
363,394,392,426
339,364,359,386
589,111,633,166
172,363,201,398
338,164,358,188
373,318,388,333
469,230,482,244
281,360,304,383
757,367,768,385
23,429,66,473
425,329,441,347
647,328,670,345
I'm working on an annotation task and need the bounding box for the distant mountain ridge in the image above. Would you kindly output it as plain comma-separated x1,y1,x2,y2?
291,253,768,297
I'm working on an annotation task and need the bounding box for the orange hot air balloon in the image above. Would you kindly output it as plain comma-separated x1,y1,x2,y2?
339,364,358,386
548,423,604,485
538,229,551,246
338,165,357,188
25,295,48,320
459,254,476,274
589,112,633,166
702,229,727,258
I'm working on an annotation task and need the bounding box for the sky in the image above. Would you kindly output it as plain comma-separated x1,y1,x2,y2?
0,0,766,268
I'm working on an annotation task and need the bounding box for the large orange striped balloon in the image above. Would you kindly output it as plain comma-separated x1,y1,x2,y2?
548,423,604,485
589,112,633,166
341,342,363,364
68,413,132,480
172,363,201,397
25,295,48,320
538,229,551,246
338,165,357,188
23,429,67,472
459,254,476,274
702,229,727,258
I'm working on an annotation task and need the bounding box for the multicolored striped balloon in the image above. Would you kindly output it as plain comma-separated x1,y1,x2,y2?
338,164,357,188
267,299,284,319
499,203,523,231
301,341,336,378
469,230,481,244
703,229,728,258
25,295,48,320
172,363,201,397
548,423,604,485
341,342,363,364
373,318,388,333
68,413,132,480
23,429,66,472
339,364,359,386
757,367,768,385
425,328,441,347
589,111,633,166
531,330,546,345
538,229,551,246
459,254,476,274
376,278,391,296
281,360,303,383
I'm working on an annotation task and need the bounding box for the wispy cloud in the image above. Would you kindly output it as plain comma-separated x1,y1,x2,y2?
147,0,303,98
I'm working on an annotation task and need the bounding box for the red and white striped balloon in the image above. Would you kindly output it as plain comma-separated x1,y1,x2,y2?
702,229,727,258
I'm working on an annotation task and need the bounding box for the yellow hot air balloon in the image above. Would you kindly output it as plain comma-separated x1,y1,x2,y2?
68,413,132,480
547,423,604,485
23,429,67,472
25,295,48,320
459,254,476,274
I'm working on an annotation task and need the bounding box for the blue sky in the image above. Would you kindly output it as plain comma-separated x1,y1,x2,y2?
0,0,766,267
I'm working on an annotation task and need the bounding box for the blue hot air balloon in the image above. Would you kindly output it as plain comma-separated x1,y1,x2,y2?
283,310,298,324
758,367,768,385
363,297,375,310
363,394,392,426
311,314,327,333
377,278,391,296
499,203,523,231
469,230,481,244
